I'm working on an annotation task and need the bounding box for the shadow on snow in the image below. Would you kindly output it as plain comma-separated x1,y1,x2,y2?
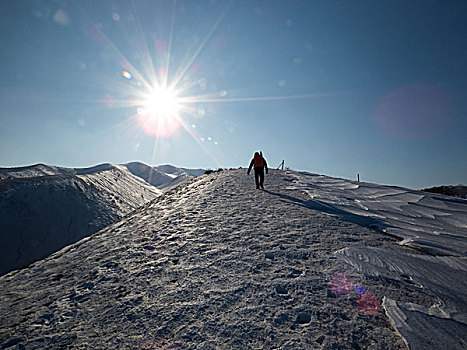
263,189,392,236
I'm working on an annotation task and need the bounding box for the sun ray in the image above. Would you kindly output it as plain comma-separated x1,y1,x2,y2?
129,1,161,90
175,112,222,168
150,134,161,175
73,1,155,93
83,22,153,92
178,89,363,104
74,0,361,166
163,0,177,89
170,2,231,90
89,112,139,139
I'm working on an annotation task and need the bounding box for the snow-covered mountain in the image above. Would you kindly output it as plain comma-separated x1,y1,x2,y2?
0,162,202,275
122,162,205,190
0,169,465,349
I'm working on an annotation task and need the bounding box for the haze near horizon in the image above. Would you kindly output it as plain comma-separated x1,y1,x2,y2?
1,0,466,189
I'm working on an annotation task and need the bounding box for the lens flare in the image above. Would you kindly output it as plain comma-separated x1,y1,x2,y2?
137,111,180,138
122,70,132,79
330,273,354,296
373,83,452,139
54,9,70,26
331,273,380,315
355,285,366,295
356,292,380,315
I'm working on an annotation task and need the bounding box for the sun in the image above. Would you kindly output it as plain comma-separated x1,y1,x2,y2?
137,87,182,137
143,87,181,119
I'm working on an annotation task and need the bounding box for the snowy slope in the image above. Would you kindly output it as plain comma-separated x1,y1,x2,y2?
0,162,201,276
284,171,467,256
285,170,467,349
120,162,204,190
0,163,75,179
122,162,174,188
1,169,464,349
0,164,160,276
156,164,206,178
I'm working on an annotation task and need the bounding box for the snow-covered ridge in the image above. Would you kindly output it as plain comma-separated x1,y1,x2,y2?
120,162,204,189
0,162,203,276
0,162,205,182
0,169,413,349
0,163,75,179
0,169,465,349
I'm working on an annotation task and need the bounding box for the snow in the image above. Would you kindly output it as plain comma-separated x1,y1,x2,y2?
156,164,206,178
122,162,174,188
382,297,467,350
0,169,465,349
0,163,75,179
119,162,204,190
285,171,467,256
286,170,467,349
0,162,201,276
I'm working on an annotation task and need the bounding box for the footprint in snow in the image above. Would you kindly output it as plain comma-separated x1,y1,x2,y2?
296,312,311,324
288,268,303,278
275,285,288,295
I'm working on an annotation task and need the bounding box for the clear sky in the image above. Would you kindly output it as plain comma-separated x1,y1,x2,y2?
1,0,466,189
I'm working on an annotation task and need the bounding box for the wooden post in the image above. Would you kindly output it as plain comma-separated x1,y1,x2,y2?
357,174,360,182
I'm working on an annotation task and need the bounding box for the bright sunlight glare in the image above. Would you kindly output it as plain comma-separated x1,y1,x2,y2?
112,2,327,150
143,87,180,118
137,87,182,138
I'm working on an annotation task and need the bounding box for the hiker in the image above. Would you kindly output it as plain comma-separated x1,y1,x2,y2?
247,151,268,189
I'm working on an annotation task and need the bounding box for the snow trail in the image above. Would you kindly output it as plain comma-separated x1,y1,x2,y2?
0,169,445,349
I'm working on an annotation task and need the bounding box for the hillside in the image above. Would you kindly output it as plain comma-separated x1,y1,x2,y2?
422,184,467,199
1,169,465,349
0,162,201,275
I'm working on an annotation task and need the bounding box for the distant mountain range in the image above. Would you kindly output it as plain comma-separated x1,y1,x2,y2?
0,162,204,275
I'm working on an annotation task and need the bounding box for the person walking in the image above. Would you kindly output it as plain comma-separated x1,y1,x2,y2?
247,151,268,189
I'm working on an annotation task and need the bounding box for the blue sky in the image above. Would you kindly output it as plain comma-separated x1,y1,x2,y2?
1,0,466,189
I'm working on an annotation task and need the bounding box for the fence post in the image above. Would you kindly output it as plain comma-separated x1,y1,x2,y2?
357,174,360,182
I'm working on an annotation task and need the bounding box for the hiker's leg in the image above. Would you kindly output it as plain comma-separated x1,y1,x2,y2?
259,168,265,188
254,168,260,188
